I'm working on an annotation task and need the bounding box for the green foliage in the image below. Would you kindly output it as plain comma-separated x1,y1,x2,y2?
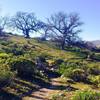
0,34,100,98
88,65,100,75
0,40,12,46
53,59,64,66
57,60,87,73
51,91,67,100
89,75,100,87
68,69,88,82
57,61,90,82
0,53,11,59
57,62,77,74
38,52,52,60
0,64,13,88
72,90,100,100
10,57,36,78
92,53,100,61
3,47,24,56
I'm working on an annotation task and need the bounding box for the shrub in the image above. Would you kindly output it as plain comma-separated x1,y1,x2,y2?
37,56,46,62
51,91,67,100
10,58,36,78
39,53,51,59
53,59,64,65
58,62,77,74
0,40,12,46
68,69,88,82
89,75,100,88
0,64,13,88
90,53,100,61
3,47,24,56
72,90,100,100
88,65,100,75
0,53,11,59
11,48,24,55
36,55,49,70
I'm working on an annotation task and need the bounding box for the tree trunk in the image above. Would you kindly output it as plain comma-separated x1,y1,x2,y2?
25,33,30,38
61,41,65,50
61,36,66,50
23,30,30,38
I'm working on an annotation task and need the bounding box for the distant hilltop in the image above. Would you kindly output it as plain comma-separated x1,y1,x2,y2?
91,40,100,47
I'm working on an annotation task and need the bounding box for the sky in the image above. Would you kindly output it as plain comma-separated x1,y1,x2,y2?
0,0,100,41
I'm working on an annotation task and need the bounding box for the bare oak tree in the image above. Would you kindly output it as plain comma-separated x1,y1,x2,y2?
10,12,41,38
47,12,83,49
0,16,8,35
38,23,51,41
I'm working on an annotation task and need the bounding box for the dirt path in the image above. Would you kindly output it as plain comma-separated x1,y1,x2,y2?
23,78,66,100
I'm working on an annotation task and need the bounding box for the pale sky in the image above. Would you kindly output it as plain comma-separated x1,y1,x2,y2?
0,0,100,40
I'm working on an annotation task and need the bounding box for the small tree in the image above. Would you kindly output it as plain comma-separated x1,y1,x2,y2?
47,12,83,49
40,24,50,41
0,16,8,35
10,12,41,38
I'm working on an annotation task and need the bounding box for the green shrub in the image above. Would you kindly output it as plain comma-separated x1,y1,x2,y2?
0,53,11,59
58,62,78,74
89,75,100,88
51,92,67,100
91,53,100,61
3,47,24,56
11,48,24,55
0,40,12,46
53,59,64,66
0,64,13,88
39,53,51,59
36,55,49,69
37,56,46,62
68,69,88,82
10,58,36,78
88,65,100,75
72,90,100,100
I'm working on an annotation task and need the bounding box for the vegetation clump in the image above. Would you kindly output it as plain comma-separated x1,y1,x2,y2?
10,58,36,78
72,90,100,100
0,64,13,88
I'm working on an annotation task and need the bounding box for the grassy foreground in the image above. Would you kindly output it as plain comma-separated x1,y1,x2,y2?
0,33,100,100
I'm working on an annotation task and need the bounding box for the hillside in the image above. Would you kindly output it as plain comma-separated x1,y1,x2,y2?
0,33,100,100
91,40,100,47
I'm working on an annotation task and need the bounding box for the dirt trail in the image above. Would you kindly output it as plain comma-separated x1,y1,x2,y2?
23,78,65,100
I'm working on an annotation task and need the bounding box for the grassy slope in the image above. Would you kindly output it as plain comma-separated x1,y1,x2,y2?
0,34,100,99
1,34,79,60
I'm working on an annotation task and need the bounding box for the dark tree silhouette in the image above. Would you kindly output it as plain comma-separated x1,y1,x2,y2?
38,23,51,41
47,12,83,49
10,12,41,38
0,16,8,35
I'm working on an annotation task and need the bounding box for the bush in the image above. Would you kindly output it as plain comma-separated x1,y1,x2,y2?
58,62,77,74
53,59,64,65
68,69,88,82
0,64,13,88
0,40,12,46
0,53,11,59
11,48,24,55
72,90,100,100
91,54,100,61
3,47,24,56
37,56,46,62
89,75,100,88
10,58,36,78
88,65,100,75
36,55,49,70
51,91,67,100
39,53,51,59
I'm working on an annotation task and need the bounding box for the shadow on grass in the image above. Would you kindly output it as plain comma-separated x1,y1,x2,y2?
0,89,22,100
0,71,76,100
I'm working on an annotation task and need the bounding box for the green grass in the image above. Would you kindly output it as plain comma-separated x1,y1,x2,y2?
0,33,100,99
